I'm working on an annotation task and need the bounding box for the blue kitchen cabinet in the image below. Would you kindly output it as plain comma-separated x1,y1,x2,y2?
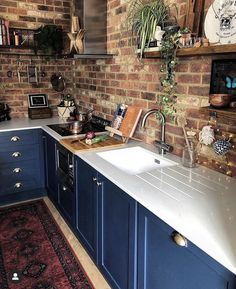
57,143,76,228
43,131,58,203
98,173,137,289
138,204,236,289
0,129,46,205
75,157,99,261
75,157,137,289
58,175,76,227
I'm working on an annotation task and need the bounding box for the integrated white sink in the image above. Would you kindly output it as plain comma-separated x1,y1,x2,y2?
97,146,178,175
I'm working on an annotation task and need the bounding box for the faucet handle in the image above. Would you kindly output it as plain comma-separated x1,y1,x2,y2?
154,140,172,153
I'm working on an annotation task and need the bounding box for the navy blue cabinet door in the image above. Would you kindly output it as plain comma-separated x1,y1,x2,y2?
98,173,137,289
75,157,98,261
43,132,58,202
58,178,76,227
138,205,236,289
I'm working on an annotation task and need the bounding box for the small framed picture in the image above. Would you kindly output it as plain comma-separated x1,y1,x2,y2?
28,94,48,108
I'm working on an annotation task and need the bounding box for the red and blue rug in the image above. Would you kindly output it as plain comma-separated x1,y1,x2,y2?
0,200,94,289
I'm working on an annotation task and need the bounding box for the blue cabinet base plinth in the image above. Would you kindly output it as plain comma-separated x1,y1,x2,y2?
0,188,47,206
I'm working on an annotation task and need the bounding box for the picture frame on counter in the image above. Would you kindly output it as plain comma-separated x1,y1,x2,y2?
28,94,48,108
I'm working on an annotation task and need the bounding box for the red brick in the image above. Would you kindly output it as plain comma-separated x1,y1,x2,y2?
116,73,127,80
0,0,17,7
190,63,211,73
141,92,156,101
188,86,209,96
110,65,120,72
128,73,140,80
177,74,201,84
116,88,126,96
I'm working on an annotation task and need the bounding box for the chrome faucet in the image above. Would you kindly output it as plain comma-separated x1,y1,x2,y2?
141,109,171,154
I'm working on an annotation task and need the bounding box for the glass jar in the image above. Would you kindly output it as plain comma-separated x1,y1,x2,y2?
182,143,196,168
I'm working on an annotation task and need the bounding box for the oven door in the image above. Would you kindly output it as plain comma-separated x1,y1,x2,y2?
56,143,74,184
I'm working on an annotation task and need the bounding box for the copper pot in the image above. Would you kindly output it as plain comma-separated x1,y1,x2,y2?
209,94,231,108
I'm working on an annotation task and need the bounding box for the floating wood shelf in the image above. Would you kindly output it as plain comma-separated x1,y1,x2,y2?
199,106,236,121
143,43,236,58
0,47,114,59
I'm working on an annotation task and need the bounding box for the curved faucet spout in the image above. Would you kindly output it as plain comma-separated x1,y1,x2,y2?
141,109,167,154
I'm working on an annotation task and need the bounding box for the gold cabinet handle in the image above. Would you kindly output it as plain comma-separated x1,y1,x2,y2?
12,152,21,158
14,182,23,189
172,231,188,247
92,177,97,182
11,136,20,142
13,168,22,173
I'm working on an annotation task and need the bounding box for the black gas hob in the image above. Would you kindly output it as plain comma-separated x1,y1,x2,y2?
47,115,111,137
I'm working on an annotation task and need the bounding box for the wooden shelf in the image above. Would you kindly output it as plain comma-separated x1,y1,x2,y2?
143,43,236,58
199,106,236,121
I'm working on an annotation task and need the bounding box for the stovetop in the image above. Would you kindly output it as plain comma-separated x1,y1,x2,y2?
47,115,111,137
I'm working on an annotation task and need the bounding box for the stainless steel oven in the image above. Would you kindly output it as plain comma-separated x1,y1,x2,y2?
56,143,74,188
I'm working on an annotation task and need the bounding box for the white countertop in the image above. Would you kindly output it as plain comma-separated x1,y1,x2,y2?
0,117,70,141
1,117,236,274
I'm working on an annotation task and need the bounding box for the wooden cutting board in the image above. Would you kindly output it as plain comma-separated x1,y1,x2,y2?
60,135,126,154
119,106,142,139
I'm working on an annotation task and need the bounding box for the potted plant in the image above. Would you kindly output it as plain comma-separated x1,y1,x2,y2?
34,25,64,55
126,0,170,58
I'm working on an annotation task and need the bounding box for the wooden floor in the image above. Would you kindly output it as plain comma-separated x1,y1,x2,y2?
1,197,111,289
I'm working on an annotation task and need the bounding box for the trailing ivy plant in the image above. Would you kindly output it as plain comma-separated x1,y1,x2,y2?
158,28,189,119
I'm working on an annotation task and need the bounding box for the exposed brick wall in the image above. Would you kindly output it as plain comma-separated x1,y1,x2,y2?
0,54,74,117
0,0,71,31
0,0,235,176
73,0,236,177
0,0,73,117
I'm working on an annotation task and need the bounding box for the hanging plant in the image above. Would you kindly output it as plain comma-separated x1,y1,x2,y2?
34,25,64,55
158,27,189,118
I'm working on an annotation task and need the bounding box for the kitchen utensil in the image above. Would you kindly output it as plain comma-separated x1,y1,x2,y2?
50,73,65,92
119,106,142,139
75,109,94,122
60,136,125,154
209,94,231,108
106,106,142,142
69,121,84,134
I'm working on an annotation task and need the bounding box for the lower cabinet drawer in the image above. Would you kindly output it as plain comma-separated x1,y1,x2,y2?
0,144,39,163
0,129,39,148
0,177,42,196
0,160,40,178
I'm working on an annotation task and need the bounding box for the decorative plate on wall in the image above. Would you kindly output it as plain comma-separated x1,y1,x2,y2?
204,0,236,44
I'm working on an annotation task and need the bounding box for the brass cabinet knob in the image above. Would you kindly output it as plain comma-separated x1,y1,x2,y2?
14,182,23,189
96,181,102,186
62,186,67,191
172,231,188,247
92,177,97,182
12,152,21,158
13,167,22,173
11,136,20,142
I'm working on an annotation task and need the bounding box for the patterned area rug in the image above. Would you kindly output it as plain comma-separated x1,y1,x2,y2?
0,200,94,289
